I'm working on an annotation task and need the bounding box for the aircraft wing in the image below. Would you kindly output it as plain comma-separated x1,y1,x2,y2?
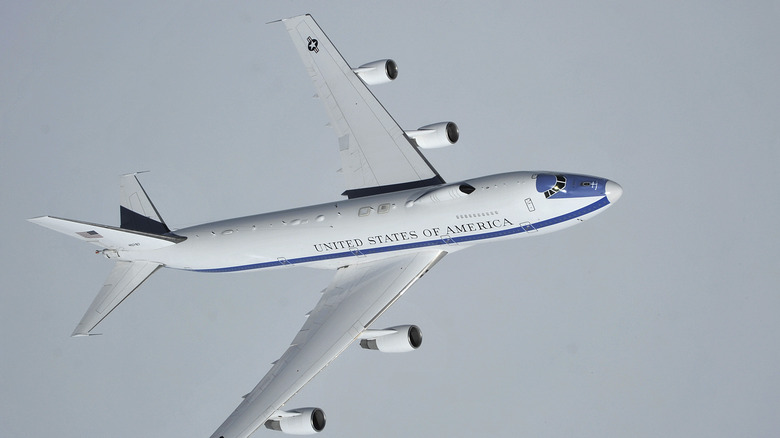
281,14,444,198
210,250,446,438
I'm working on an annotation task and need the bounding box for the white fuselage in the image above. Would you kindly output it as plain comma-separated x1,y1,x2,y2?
120,172,619,272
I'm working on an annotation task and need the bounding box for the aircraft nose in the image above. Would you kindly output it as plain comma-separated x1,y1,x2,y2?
605,180,623,203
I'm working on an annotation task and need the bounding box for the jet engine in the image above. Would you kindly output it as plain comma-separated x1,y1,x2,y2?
359,325,422,353
264,408,326,435
353,59,398,85
405,122,459,149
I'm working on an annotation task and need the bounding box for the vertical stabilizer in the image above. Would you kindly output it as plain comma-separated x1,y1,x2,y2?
120,173,170,235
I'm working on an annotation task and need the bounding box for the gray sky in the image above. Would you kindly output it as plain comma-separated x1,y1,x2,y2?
2,1,779,437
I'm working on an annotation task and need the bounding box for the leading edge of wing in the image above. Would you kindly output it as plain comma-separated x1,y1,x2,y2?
210,250,446,438
279,14,445,198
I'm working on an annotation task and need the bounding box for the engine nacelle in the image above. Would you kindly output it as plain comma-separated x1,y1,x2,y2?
353,59,398,85
264,408,326,435
405,122,459,149
359,325,422,353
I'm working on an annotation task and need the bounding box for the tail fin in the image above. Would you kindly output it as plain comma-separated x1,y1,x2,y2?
28,173,183,250
29,173,178,336
120,173,170,235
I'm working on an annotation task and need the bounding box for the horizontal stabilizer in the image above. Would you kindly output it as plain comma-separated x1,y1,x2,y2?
28,216,184,250
72,260,161,336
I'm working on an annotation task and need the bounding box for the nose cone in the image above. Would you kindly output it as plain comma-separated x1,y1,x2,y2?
605,180,623,203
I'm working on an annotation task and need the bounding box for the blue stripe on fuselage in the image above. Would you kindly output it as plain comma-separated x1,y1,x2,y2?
193,196,611,273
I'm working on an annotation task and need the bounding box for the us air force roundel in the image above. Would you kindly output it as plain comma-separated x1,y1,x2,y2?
307,36,319,53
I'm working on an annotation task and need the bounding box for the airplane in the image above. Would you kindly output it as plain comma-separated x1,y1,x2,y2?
29,14,623,438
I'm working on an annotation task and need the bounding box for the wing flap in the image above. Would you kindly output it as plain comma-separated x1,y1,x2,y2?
210,250,446,438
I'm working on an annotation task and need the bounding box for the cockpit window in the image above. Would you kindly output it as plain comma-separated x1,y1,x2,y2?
543,175,567,198
536,173,607,200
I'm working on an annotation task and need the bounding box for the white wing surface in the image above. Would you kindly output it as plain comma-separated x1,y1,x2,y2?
210,250,446,438
72,260,162,336
281,15,444,198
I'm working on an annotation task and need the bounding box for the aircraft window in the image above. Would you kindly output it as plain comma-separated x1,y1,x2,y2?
358,206,371,217
378,203,392,214
544,175,567,198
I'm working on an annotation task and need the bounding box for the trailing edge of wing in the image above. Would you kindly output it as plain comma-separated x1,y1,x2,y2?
280,14,444,197
210,250,446,438
72,260,162,336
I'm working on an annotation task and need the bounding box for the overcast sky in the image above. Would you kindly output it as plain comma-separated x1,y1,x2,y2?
2,1,779,437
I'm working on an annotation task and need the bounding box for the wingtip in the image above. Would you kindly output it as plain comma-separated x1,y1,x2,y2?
269,13,312,25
